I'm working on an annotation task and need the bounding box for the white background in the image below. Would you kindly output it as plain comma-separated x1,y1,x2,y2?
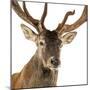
19,0,88,5
0,0,90,90
12,1,87,86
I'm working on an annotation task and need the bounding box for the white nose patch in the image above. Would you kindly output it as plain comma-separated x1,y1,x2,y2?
50,56,55,60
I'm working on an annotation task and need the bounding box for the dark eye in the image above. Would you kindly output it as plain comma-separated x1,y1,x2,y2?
40,41,44,46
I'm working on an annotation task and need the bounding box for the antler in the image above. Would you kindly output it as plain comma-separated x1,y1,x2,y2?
40,3,47,30
56,5,88,34
56,10,75,31
12,0,87,34
11,0,47,33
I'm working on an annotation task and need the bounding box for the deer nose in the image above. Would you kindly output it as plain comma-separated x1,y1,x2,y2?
51,57,60,67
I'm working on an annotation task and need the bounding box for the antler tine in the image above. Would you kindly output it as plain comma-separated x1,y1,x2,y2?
59,5,88,34
56,10,75,32
40,3,47,30
12,0,26,21
23,1,39,26
67,5,88,31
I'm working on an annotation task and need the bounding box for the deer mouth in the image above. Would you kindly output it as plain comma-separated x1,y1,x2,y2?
47,65,60,71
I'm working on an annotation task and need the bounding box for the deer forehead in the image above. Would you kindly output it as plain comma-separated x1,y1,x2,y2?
39,30,58,38
38,30,62,45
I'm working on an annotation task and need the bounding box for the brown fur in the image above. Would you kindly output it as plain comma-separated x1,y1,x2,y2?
12,50,58,89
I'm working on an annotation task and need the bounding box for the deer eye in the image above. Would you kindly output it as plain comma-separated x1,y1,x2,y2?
39,41,44,46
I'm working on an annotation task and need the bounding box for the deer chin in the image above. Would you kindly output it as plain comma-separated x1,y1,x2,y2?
42,61,59,71
49,67,58,71
49,66,59,71
46,64,60,71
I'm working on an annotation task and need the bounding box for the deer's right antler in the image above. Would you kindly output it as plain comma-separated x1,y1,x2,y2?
12,0,47,33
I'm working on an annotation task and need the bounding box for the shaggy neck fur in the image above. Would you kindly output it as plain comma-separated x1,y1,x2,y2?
12,50,58,89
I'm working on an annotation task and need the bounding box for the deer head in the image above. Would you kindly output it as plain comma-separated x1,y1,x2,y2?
12,0,87,70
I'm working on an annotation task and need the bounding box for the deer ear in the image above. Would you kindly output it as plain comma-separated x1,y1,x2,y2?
61,32,77,44
21,24,37,41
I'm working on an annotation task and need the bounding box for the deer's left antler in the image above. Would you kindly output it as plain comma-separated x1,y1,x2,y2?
56,5,88,34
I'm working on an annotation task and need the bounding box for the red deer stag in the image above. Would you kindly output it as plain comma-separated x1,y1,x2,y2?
11,0,87,89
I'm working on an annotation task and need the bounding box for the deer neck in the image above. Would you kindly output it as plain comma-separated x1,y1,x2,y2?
20,50,58,87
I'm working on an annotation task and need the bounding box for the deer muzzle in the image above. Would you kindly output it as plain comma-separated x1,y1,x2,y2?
47,56,60,69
